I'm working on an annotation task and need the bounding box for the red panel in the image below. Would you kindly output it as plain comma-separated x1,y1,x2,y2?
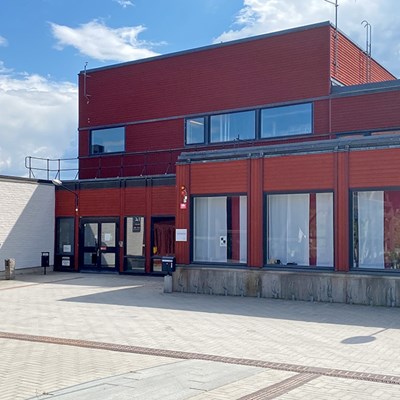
79,26,331,129
264,153,334,191
248,158,263,268
331,29,395,85
349,148,400,188
123,187,147,215
79,189,121,216
332,91,400,134
191,160,247,194
151,186,176,215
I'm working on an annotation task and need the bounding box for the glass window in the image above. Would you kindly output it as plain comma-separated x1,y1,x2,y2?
126,216,145,257
91,127,125,154
353,190,400,270
186,117,205,144
267,193,333,267
193,195,247,264
261,103,312,138
55,217,74,254
210,111,255,143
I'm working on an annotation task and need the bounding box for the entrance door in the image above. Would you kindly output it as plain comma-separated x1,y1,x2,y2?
80,218,119,272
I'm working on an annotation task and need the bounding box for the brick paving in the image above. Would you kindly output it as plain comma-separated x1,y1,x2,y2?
0,272,399,399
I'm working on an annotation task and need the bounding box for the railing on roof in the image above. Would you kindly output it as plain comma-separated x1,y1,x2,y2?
25,156,79,181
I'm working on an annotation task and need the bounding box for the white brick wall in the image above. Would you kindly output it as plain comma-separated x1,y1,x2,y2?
0,178,54,270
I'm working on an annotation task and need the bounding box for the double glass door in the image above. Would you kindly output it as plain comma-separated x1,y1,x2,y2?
80,218,119,271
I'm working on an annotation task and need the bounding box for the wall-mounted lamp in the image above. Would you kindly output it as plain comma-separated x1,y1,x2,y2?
52,179,79,213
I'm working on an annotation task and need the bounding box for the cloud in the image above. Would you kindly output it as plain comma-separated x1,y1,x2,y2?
114,0,134,7
50,20,159,62
215,0,400,77
0,67,78,179
0,35,8,47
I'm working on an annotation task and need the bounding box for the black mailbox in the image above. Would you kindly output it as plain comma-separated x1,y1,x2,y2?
161,256,176,274
41,252,50,275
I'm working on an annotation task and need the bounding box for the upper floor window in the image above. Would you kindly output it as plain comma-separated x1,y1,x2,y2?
211,111,255,143
261,103,312,138
90,127,125,155
186,117,205,144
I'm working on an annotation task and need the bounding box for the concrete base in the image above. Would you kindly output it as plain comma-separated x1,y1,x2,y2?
0,266,50,279
172,266,400,307
164,274,173,293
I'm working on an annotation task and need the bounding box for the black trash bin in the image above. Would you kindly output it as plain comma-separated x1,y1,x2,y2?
41,252,50,275
161,256,176,274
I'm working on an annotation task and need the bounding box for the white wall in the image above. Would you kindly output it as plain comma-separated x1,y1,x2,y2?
0,177,54,270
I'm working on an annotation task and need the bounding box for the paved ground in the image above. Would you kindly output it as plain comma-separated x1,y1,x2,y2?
0,271,399,399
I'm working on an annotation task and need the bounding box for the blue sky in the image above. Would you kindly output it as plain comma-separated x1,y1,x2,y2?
1,0,399,178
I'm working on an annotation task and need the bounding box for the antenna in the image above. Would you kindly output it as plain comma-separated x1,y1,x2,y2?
324,0,339,75
361,20,372,83
83,62,91,104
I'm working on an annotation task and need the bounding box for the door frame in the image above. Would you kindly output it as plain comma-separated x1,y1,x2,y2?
79,217,120,272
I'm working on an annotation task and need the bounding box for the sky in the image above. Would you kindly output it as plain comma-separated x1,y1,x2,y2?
1,0,400,179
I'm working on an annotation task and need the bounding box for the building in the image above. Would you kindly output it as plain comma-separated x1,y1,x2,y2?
53,21,400,305
0,176,54,274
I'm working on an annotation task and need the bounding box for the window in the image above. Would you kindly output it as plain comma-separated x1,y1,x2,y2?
261,103,312,138
210,111,255,143
353,190,400,270
90,127,125,154
267,192,333,267
55,217,74,255
124,216,145,272
193,195,247,264
186,117,205,144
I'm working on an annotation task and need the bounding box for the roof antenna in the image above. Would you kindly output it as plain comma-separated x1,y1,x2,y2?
83,62,91,104
361,20,372,83
324,0,339,75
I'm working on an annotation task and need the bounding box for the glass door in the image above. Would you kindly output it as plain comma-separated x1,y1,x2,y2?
80,218,119,272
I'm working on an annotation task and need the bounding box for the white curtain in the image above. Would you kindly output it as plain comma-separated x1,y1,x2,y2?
239,196,247,263
316,193,334,266
193,197,227,262
268,194,309,265
358,191,384,268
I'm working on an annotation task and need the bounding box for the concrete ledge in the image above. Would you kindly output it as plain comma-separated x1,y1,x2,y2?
0,266,51,278
172,266,400,307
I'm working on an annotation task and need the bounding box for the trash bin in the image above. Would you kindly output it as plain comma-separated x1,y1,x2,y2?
161,256,176,274
41,252,50,275
4,258,15,280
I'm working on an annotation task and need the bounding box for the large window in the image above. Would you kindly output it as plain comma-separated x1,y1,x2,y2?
211,111,255,143
267,192,333,267
185,103,313,146
90,127,125,154
261,103,312,138
193,195,247,264
353,190,400,270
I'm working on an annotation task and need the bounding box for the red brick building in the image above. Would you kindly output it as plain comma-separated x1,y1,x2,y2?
54,22,400,304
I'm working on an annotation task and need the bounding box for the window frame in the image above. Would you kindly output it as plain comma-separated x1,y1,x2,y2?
90,126,126,155
191,193,248,265
260,102,313,139
264,190,334,269
184,102,313,147
350,187,400,272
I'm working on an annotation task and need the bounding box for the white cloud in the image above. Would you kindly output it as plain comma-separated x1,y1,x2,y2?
114,0,134,8
0,67,78,178
0,35,8,47
50,20,159,62
215,0,400,77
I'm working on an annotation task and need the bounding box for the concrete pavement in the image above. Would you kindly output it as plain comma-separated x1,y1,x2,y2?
0,271,399,399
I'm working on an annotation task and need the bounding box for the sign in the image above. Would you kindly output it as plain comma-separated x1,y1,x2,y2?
176,229,187,242
180,203,187,210
62,257,70,267
63,244,71,253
